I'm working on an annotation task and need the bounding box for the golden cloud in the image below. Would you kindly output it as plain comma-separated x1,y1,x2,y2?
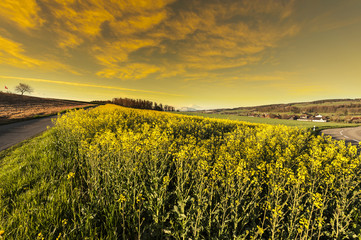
97,63,160,80
0,0,300,81
42,0,113,49
93,0,299,80
164,1,298,72
0,0,44,29
0,35,44,68
0,35,79,74
94,38,160,64
38,0,174,49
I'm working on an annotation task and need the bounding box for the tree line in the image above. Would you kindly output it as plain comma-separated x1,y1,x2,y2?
92,97,175,111
254,104,361,114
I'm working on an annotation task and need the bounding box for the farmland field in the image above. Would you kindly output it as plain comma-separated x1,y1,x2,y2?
180,112,359,130
209,98,361,123
0,92,94,125
1,104,361,239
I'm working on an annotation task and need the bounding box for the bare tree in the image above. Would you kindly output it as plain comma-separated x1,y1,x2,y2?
15,83,33,95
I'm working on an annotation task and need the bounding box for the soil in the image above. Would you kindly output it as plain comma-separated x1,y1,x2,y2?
0,92,95,124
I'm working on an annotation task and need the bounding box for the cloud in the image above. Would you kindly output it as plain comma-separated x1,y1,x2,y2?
293,0,361,33
0,0,300,81
44,0,114,49
0,35,44,68
97,63,160,80
0,75,182,97
0,0,44,29
162,1,298,71
94,0,299,80
97,39,160,62
308,12,361,33
0,35,79,74
35,0,174,49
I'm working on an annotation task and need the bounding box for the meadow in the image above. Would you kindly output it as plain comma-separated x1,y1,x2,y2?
209,98,361,123
0,104,361,239
180,112,359,130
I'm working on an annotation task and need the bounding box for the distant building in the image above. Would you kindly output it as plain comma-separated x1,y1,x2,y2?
296,114,328,122
312,114,328,122
289,115,299,120
297,114,312,121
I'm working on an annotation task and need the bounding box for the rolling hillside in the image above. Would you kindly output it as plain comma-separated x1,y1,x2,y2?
204,98,361,123
0,92,94,124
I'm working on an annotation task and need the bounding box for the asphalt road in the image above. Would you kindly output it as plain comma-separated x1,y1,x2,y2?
0,116,57,151
321,126,361,145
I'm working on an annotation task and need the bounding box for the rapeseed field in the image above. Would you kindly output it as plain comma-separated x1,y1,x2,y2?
0,104,360,239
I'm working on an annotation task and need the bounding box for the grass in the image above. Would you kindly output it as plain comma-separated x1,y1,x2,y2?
179,112,359,130
211,98,361,120
0,129,68,238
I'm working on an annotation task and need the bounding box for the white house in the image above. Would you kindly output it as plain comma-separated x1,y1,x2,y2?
312,114,328,122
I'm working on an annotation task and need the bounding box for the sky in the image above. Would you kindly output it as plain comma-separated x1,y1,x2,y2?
1,0,361,109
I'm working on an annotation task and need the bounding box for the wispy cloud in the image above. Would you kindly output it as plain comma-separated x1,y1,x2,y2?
0,75,183,97
0,0,300,81
0,35,44,68
0,0,43,29
0,35,80,74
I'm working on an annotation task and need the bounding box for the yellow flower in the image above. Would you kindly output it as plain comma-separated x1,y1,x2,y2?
37,232,44,240
67,172,75,180
117,194,126,203
312,193,323,209
136,194,145,203
299,217,309,230
56,233,62,240
163,176,170,185
256,225,264,235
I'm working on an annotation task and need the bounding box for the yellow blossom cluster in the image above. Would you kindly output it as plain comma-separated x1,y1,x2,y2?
45,104,361,239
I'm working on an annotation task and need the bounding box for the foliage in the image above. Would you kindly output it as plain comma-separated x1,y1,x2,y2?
1,104,361,239
112,97,175,111
93,97,175,111
14,83,33,95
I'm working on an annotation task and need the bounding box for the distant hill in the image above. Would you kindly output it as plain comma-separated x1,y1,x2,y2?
202,98,361,123
0,92,90,105
0,92,94,124
179,107,198,112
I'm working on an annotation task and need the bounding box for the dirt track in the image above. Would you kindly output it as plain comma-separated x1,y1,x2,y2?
321,126,361,145
0,116,57,151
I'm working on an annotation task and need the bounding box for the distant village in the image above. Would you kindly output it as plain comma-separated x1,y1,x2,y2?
202,110,331,122
246,113,329,122
200,99,361,123
200,110,361,123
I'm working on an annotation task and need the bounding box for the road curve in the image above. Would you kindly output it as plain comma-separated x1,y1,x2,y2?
321,126,361,145
0,116,57,151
